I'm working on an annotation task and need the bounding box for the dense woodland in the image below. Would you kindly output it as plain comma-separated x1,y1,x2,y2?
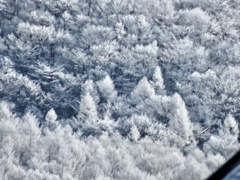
0,0,240,179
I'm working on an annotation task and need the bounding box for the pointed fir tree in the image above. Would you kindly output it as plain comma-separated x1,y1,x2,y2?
44,108,58,131
77,93,98,125
97,75,117,102
82,79,99,104
45,108,58,123
129,125,140,142
21,112,41,152
130,77,155,105
151,66,166,95
168,93,194,143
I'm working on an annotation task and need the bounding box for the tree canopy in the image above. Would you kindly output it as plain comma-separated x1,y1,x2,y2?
0,0,240,179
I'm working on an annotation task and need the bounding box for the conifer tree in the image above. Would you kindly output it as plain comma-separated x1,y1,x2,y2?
45,108,58,123
77,93,98,125
97,75,117,102
168,93,194,143
203,114,240,158
151,66,166,95
130,77,155,105
82,79,99,104
221,113,239,139
45,108,58,131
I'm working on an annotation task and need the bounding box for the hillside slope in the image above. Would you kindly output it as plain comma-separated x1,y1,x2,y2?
0,0,239,179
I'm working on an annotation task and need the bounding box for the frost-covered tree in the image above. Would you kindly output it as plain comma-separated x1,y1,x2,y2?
45,108,58,123
203,114,239,158
78,93,98,122
151,66,166,95
130,77,155,105
168,93,194,142
82,79,99,103
97,75,117,102
129,125,140,142
17,112,41,163
222,114,239,139
44,108,58,131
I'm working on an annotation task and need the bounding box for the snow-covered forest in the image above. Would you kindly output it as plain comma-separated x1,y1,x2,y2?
0,0,240,179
